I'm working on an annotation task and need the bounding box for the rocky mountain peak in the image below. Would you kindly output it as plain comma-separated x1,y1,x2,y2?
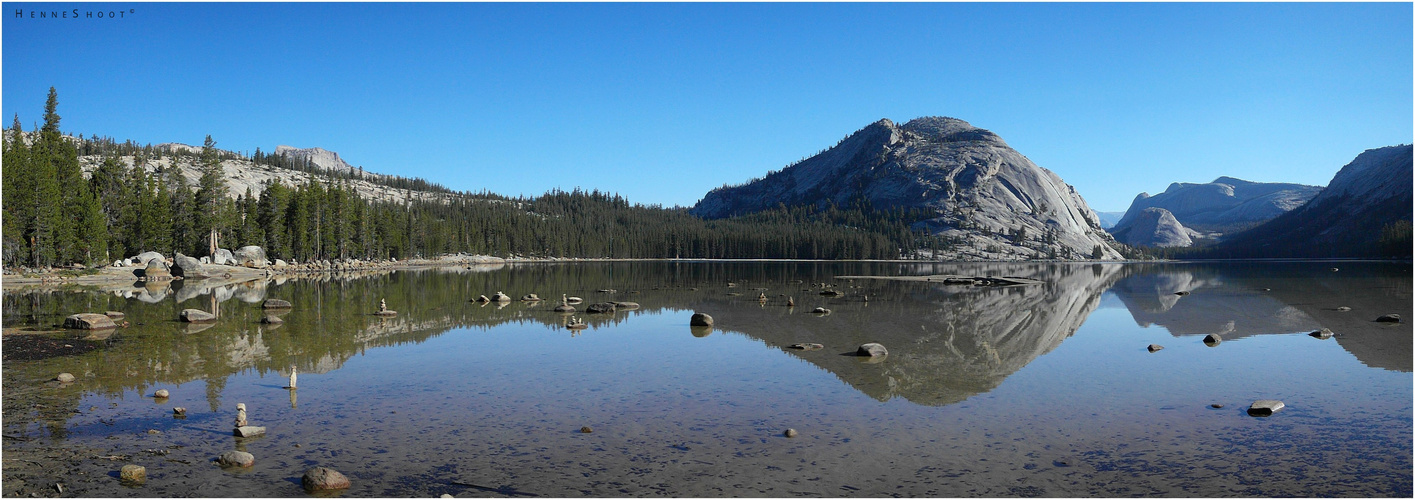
691,117,1122,260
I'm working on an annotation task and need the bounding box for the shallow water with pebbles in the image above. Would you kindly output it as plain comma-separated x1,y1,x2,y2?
3,261,1410,497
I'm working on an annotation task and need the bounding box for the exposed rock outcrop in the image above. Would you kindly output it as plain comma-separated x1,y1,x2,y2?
690,117,1122,260
1113,177,1322,240
1108,207,1195,248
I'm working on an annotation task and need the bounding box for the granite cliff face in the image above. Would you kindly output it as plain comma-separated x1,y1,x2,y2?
1216,145,1413,258
1108,207,1194,247
274,145,360,175
1109,177,1322,247
691,117,1122,260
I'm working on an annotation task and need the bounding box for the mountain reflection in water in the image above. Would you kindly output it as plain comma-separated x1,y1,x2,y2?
2,261,1409,412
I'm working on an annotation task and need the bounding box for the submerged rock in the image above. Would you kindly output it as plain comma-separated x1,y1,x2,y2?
1147,344,1164,352
1248,400,1285,417
789,343,825,351
1309,328,1334,339
262,299,292,309
1375,314,1401,323
689,312,714,326
553,304,576,313
180,309,216,323
586,303,616,314
856,343,888,357
302,467,352,492
521,293,542,302
260,315,284,324
63,313,117,330
811,307,831,314
611,301,641,310
104,311,126,319
119,464,146,484
217,450,255,468
1336,306,1352,312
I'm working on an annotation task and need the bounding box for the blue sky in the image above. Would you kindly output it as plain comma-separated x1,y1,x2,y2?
3,3,1410,212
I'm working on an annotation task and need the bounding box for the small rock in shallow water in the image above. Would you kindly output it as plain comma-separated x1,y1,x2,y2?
302,467,351,492
1248,400,1285,416
119,464,146,484
1173,291,1190,296
1375,314,1401,323
147,429,160,435
580,426,593,433
783,428,798,438
1309,328,1334,339
856,343,888,357
789,343,824,351
233,426,266,437
1203,334,1222,346
1147,344,1163,352
55,373,75,383
1210,404,1224,409
1336,306,1352,312
689,312,713,326
811,307,830,314
217,450,255,467
153,389,169,398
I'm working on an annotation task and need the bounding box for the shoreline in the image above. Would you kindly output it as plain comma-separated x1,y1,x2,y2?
3,255,1407,292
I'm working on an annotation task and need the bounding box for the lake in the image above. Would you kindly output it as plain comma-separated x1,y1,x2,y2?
2,261,1411,497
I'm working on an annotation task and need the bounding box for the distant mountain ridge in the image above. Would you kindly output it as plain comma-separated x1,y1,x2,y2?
1215,145,1412,258
691,117,1122,260
1109,176,1322,247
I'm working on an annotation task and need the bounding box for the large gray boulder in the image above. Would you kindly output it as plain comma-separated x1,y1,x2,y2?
213,248,235,266
171,253,210,279
130,251,164,266
142,259,171,279
232,246,268,268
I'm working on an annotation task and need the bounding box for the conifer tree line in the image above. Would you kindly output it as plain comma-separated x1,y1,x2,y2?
3,89,968,267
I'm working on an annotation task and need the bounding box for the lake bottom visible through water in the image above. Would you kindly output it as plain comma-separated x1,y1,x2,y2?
2,261,1410,497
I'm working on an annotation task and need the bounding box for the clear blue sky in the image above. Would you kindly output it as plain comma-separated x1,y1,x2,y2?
3,2,1410,212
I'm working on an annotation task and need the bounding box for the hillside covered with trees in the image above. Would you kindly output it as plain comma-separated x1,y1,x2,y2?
4,89,979,267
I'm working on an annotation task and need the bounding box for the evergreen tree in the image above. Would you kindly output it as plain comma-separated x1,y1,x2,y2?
193,135,228,256
2,115,30,265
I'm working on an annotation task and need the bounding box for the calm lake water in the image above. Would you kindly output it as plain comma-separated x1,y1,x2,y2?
3,261,1411,497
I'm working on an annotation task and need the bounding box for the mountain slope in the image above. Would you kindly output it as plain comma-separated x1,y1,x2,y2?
1109,177,1322,247
691,117,1121,260
1215,145,1412,258
1108,207,1195,247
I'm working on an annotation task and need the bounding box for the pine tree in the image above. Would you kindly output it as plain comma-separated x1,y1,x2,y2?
193,135,228,256
2,115,30,265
